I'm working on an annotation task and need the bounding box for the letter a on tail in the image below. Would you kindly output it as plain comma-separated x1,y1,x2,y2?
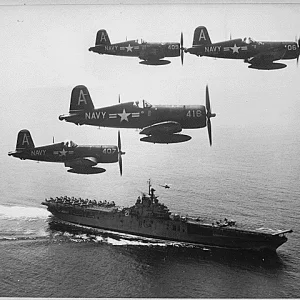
69,85,95,113
95,29,111,46
16,129,35,151
192,26,212,47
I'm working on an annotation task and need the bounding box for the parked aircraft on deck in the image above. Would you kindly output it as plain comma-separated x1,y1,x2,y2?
59,85,216,145
8,129,125,175
89,29,185,65
185,26,300,70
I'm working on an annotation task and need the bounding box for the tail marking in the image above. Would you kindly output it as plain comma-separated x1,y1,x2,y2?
78,89,88,106
16,129,35,151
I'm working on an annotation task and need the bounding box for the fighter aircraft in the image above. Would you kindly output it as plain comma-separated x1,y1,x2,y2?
185,26,300,70
159,184,171,189
8,129,125,175
59,85,216,145
88,29,184,65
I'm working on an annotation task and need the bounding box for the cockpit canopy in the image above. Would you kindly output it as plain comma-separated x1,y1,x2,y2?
243,37,263,45
63,140,77,148
135,39,146,44
243,37,255,44
143,100,152,108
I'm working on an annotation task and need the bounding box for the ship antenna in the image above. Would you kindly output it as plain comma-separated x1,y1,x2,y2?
147,179,151,195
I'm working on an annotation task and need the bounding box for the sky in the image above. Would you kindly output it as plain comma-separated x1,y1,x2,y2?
1,2,300,148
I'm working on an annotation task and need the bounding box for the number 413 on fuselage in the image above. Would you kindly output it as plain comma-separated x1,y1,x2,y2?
59,85,216,145
88,29,184,65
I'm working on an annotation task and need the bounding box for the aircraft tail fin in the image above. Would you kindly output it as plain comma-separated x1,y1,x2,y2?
16,129,35,151
95,29,111,46
69,85,95,113
192,26,212,46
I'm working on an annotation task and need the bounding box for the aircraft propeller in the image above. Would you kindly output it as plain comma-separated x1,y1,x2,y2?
205,85,216,146
118,130,125,175
297,37,300,65
180,32,184,65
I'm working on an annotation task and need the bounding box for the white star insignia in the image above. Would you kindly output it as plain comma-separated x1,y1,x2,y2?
230,44,240,53
59,148,68,156
125,44,133,52
118,109,131,122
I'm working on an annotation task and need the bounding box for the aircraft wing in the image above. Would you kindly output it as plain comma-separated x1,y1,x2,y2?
248,46,286,65
64,157,98,169
139,46,165,61
140,121,182,136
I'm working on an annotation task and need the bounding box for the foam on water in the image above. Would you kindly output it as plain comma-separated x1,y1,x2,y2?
0,204,50,220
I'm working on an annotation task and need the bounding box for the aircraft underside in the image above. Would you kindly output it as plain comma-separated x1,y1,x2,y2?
67,167,106,174
139,59,171,65
247,62,287,70
140,133,192,144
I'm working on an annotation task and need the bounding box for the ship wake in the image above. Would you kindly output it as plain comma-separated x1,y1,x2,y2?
48,219,209,249
0,204,50,241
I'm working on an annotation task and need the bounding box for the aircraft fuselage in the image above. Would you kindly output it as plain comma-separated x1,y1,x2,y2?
62,103,207,130
9,143,118,164
187,39,299,60
89,40,180,61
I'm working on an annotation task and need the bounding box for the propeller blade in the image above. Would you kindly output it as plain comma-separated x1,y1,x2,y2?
117,130,125,176
118,94,120,104
297,38,300,66
207,118,212,146
118,130,121,152
205,85,216,146
119,155,123,176
206,85,211,114
180,32,183,48
180,32,184,65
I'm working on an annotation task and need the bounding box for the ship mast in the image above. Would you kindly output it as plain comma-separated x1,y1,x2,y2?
147,179,151,195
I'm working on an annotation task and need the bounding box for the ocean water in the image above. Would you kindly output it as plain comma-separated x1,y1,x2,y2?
1,126,300,298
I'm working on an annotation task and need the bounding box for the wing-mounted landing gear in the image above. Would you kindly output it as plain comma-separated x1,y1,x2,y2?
244,57,287,70
139,121,191,144
248,63,287,70
139,60,171,66
67,167,106,174
140,134,191,144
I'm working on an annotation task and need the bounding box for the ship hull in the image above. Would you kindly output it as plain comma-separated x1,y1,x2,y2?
44,203,287,252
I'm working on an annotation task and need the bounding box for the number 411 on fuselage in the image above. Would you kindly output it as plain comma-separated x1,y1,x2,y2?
59,85,216,145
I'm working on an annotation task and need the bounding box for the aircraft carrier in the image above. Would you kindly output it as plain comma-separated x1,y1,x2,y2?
42,182,292,252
